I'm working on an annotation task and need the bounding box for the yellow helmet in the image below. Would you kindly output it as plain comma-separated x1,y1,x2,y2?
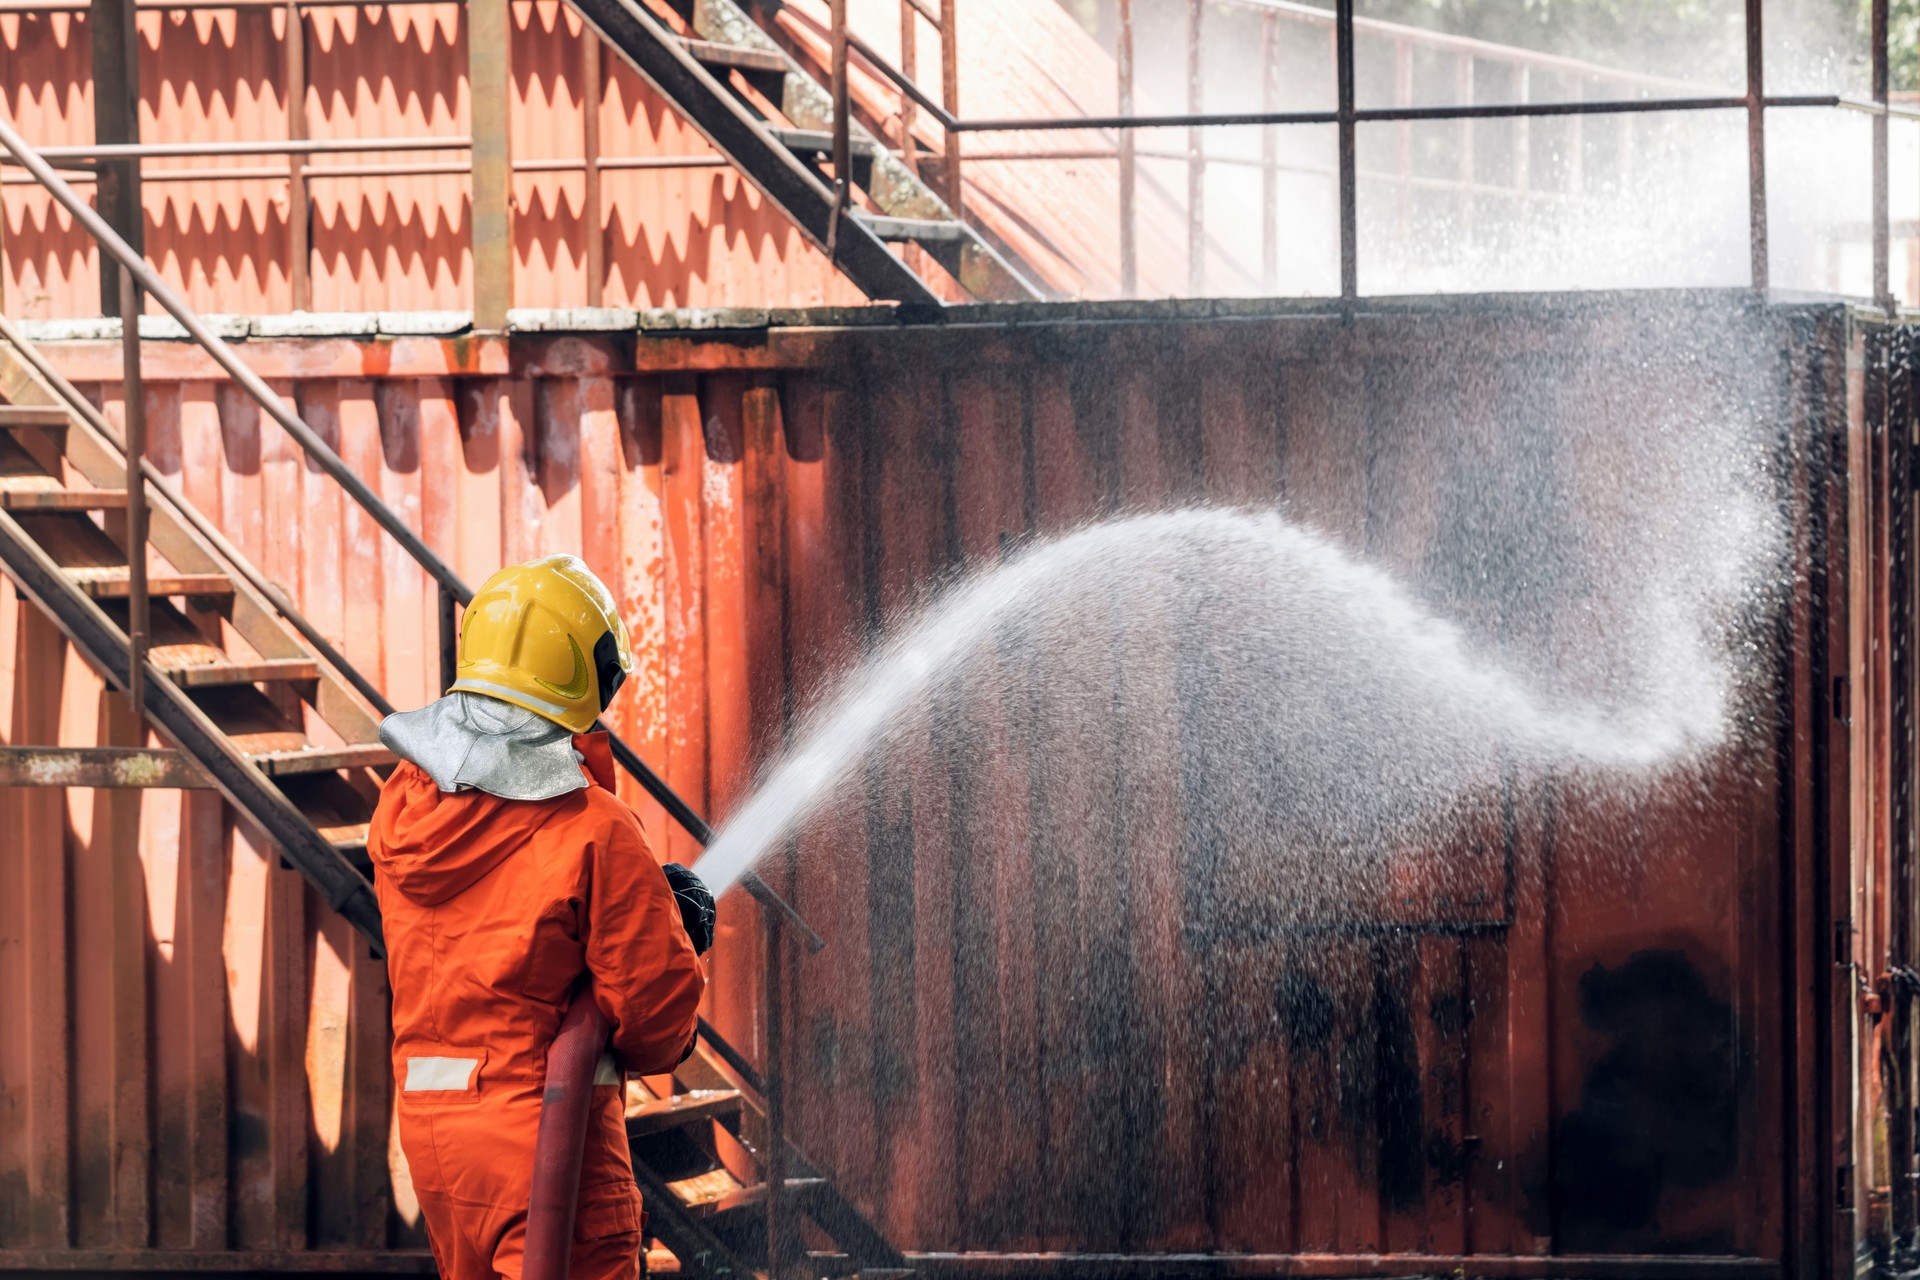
450,554,634,734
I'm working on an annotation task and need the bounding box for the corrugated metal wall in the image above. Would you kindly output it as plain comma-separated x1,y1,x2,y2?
0,295,1847,1272
0,0,870,318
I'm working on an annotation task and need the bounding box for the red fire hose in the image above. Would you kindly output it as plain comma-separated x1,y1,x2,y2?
523,990,612,1280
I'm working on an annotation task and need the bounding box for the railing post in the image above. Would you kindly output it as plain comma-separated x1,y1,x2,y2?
1185,0,1203,294
829,0,851,250
582,35,605,308
438,583,459,694
898,0,918,174
1336,0,1357,298
284,0,311,312
763,905,787,1280
470,0,515,328
90,0,143,316
118,264,148,723
1393,38,1411,245
1743,0,1767,291
1117,0,1136,295
1873,0,1891,309
938,0,961,211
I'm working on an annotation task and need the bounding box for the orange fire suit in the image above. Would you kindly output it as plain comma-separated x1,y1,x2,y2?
369,731,706,1280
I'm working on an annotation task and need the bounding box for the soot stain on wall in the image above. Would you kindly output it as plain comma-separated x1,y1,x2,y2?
1526,947,1739,1250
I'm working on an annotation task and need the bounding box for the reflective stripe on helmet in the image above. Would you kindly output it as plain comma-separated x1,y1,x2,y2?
450,676,571,722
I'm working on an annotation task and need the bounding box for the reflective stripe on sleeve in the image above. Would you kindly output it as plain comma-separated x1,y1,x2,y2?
405,1055,482,1092
594,1053,619,1086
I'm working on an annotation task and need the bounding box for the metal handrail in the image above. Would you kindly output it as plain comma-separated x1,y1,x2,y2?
0,308,407,720
0,112,823,951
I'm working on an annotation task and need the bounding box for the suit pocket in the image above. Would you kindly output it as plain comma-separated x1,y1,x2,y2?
574,1180,643,1242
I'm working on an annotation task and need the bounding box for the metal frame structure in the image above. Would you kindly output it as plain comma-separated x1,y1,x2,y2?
823,0,1909,303
1,0,1907,303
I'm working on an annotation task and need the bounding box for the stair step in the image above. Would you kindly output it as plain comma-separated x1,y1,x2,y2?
768,127,880,159
678,36,787,73
165,657,322,687
0,486,127,511
0,404,71,429
689,1177,827,1222
666,1167,743,1210
626,1090,744,1140
853,214,971,244
70,568,234,599
247,743,395,776
795,1252,855,1280
318,820,370,850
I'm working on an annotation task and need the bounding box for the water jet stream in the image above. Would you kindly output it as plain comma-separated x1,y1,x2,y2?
697,506,1754,897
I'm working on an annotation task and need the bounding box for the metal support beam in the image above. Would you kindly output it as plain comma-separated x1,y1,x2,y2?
1260,12,1277,292
469,0,514,329
117,264,148,725
284,0,310,311
89,0,143,315
582,35,604,307
1116,0,1135,296
0,745,212,788
938,0,960,211
1873,0,1891,309
1336,0,1356,298
1744,0,1767,291
1186,0,1203,295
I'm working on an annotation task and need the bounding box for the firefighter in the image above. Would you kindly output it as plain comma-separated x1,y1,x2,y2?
369,553,714,1280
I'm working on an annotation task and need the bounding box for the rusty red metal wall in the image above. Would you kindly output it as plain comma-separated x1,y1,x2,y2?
0,0,870,318
0,295,1857,1275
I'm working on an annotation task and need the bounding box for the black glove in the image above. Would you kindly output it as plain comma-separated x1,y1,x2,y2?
662,863,715,956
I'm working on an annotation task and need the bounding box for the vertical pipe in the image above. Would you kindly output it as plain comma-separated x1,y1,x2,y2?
469,0,515,328
830,0,851,234
1568,87,1585,196
90,0,143,316
1744,0,1768,291
1185,0,1203,295
1336,0,1356,298
938,0,961,212
763,909,787,1280
1874,0,1890,308
1456,54,1474,253
1260,10,1277,292
898,0,918,174
1117,0,1136,296
118,265,146,723
1512,66,1531,196
1393,38,1411,245
283,0,310,312
582,36,604,308
438,583,459,694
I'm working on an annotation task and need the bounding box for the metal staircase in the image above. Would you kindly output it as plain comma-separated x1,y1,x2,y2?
627,1048,913,1280
566,0,1043,305
0,118,905,1280
0,318,389,945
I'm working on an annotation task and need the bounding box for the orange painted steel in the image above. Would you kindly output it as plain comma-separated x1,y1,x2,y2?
0,295,1875,1274
0,0,870,318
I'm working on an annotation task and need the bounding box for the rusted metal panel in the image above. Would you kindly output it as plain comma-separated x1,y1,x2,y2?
0,294,1872,1274
0,744,211,786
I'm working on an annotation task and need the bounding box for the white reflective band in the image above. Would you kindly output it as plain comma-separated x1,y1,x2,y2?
449,677,571,720
594,1054,619,1086
405,1056,482,1092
